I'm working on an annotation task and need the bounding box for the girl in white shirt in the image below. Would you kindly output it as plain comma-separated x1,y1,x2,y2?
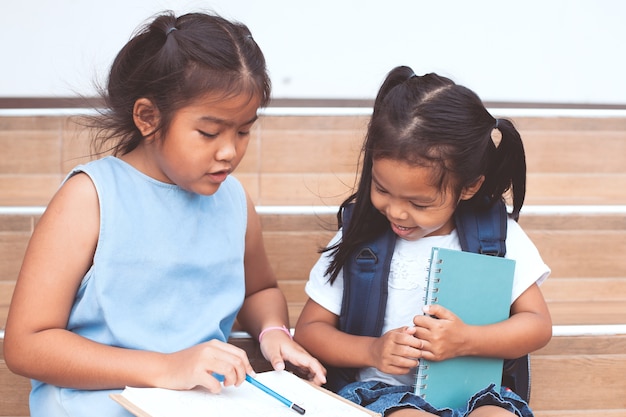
294,66,551,417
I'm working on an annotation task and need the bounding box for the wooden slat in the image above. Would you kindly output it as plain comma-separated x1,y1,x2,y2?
0,356,30,416
3,210,626,328
530,354,626,410
527,230,626,278
261,228,626,280
530,335,626,413
541,277,626,302
523,130,626,173
2,113,626,206
518,212,626,230
526,173,626,205
534,334,626,356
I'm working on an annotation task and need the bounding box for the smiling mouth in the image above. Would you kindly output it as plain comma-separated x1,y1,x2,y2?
394,223,414,231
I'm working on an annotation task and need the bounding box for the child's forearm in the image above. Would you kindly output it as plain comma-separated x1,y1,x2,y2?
6,328,255,392
237,286,290,339
5,329,169,390
467,283,553,359
463,310,552,359
294,322,378,368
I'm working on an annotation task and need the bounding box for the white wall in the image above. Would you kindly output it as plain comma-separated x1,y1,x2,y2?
2,0,625,105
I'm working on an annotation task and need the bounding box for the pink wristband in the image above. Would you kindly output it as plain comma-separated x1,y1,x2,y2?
258,325,292,343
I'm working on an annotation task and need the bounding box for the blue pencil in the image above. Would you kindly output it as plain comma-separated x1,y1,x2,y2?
245,374,306,415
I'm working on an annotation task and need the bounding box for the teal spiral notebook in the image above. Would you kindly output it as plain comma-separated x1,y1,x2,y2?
414,247,515,409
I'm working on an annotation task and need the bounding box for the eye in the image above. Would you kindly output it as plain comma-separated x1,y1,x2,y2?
238,121,256,137
373,184,388,194
198,130,218,139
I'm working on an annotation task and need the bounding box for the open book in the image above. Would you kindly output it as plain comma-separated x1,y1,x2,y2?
111,370,379,417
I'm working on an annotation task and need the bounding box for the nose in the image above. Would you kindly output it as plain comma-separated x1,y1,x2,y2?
215,137,237,162
385,200,409,223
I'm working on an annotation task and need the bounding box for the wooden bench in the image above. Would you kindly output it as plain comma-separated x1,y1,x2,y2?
2,108,626,416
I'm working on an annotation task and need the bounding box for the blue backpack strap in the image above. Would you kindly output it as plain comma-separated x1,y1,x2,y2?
454,199,507,257
455,199,531,402
325,204,396,392
338,205,395,336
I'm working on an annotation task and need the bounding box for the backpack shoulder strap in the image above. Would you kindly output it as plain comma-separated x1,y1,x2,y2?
455,199,531,402
455,199,508,256
338,204,396,337
325,204,396,392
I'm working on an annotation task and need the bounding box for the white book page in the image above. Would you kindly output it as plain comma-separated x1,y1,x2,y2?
116,370,376,417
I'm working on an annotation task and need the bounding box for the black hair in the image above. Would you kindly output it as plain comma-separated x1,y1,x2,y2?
87,11,271,156
325,65,526,283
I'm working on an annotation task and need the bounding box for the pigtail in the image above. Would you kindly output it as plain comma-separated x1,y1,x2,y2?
482,118,527,220
149,14,186,83
371,66,415,117
323,66,417,283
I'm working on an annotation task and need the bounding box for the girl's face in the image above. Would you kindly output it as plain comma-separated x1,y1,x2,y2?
370,158,460,241
136,91,261,196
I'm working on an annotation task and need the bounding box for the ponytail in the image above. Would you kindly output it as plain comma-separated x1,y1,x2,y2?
479,118,527,220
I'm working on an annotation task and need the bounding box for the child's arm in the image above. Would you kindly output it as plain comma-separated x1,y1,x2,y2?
294,298,424,375
3,173,253,392
236,194,326,384
412,283,552,361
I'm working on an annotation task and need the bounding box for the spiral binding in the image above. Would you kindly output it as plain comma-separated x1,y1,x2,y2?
415,363,430,396
423,256,444,304
416,253,444,397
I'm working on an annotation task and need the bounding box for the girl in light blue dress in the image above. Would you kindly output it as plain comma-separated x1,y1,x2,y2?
4,11,325,417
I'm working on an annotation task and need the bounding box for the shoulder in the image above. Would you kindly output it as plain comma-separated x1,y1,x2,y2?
57,169,98,208
37,167,99,248
63,156,125,192
505,218,535,248
67,156,118,175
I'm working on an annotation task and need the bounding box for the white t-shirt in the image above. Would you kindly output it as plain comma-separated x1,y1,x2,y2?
305,218,550,386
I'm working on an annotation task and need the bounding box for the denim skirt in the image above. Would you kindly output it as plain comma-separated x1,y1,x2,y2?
338,381,534,417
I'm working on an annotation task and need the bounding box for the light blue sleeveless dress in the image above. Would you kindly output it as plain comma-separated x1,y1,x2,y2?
29,156,248,416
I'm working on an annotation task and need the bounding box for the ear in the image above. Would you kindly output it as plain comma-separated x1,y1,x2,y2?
459,175,485,201
133,98,160,138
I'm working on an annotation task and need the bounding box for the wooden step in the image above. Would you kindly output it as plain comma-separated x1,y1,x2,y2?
531,331,626,415
2,329,625,417
2,206,626,328
2,110,626,206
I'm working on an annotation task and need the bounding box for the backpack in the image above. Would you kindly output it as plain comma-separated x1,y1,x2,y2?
325,199,531,402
